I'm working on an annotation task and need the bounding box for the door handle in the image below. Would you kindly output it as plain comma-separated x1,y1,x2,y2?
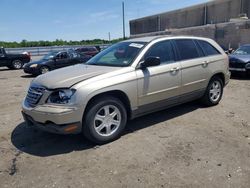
202,61,209,67
170,67,180,72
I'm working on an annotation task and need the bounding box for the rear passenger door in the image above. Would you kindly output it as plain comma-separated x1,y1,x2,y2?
174,39,210,100
136,40,182,113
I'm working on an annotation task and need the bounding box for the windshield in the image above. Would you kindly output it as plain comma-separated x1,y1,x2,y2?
86,41,146,67
234,46,250,55
42,51,58,60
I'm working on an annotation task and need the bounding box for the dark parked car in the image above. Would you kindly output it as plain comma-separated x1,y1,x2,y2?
75,46,99,57
229,44,250,76
0,47,31,69
23,50,91,75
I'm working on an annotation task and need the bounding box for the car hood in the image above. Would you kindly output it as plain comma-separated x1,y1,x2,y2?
32,64,121,89
229,54,250,63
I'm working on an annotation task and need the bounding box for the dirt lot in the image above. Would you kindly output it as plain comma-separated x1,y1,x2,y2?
0,66,250,188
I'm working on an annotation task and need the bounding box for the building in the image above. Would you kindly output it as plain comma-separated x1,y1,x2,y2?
129,0,250,49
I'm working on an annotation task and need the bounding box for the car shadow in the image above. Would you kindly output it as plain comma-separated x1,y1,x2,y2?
11,102,200,157
21,74,36,78
230,73,250,80
0,68,13,72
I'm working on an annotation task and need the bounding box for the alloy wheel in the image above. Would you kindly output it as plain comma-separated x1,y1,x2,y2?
94,105,121,137
209,80,222,102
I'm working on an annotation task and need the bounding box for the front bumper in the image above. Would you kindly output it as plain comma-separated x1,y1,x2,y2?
229,62,250,72
23,66,39,75
229,67,246,72
22,100,83,134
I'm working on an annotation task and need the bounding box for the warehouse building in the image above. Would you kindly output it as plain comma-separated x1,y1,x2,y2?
129,0,250,49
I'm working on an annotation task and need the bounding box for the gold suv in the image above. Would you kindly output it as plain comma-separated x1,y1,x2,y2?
22,36,230,144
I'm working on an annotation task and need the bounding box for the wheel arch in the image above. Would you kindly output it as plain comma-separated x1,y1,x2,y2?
83,90,132,120
210,72,225,87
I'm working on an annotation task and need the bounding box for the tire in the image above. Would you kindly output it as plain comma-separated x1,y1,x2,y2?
201,76,223,106
39,66,50,74
83,96,127,144
11,60,23,69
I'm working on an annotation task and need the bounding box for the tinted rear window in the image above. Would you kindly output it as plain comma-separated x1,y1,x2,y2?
175,39,200,61
197,40,221,56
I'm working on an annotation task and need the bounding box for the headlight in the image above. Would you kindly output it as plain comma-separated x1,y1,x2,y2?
48,89,76,104
246,63,250,69
30,64,38,68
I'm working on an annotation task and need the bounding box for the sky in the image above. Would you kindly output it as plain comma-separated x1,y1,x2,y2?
0,0,211,42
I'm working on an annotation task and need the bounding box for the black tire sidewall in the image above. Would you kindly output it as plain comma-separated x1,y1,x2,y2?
83,97,127,144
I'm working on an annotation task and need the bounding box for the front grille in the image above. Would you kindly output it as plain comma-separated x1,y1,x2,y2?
229,62,246,68
25,86,46,107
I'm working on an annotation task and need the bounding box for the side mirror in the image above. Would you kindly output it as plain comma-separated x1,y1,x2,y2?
140,56,160,69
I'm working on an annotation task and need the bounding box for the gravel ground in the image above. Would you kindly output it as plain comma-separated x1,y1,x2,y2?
0,66,250,188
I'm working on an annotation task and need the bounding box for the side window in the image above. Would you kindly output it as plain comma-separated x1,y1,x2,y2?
175,39,200,61
57,52,68,59
144,40,175,64
197,40,221,56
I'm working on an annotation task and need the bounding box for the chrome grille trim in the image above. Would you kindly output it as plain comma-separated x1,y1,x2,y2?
25,85,46,107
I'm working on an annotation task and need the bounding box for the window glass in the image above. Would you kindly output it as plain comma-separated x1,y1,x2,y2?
57,52,68,59
175,39,200,60
198,40,220,56
86,42,146,67
233,46,250,55
144,40,175,64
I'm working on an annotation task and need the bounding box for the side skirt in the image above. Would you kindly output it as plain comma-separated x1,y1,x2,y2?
131,88,206,119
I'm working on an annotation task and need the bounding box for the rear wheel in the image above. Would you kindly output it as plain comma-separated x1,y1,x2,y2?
11,60,23,69
201,77,223,106
83,96,127,144
39,66,50,74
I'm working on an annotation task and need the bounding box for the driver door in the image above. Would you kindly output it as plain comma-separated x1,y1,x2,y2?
55,52,70,68
135,40,182,114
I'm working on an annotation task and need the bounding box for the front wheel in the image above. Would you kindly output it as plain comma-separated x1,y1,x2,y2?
39,66,50,74
11,60,23,69
83,96,127,144
201,77,223,106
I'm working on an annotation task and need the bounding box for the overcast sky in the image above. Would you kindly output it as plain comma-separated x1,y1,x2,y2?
0,0,210,42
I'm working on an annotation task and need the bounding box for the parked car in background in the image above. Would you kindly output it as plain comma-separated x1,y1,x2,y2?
0,47,31,69
229,44,250,76
75,46,99,57
23,50,91,75
22,36,230,144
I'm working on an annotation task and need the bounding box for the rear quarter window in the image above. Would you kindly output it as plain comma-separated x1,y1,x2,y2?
197,40,221,56
174,39,200,61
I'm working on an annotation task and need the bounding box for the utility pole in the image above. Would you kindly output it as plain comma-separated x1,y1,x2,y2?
240,0,243,14
108,32,111,42
204,3,207,25
122,1,125,40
